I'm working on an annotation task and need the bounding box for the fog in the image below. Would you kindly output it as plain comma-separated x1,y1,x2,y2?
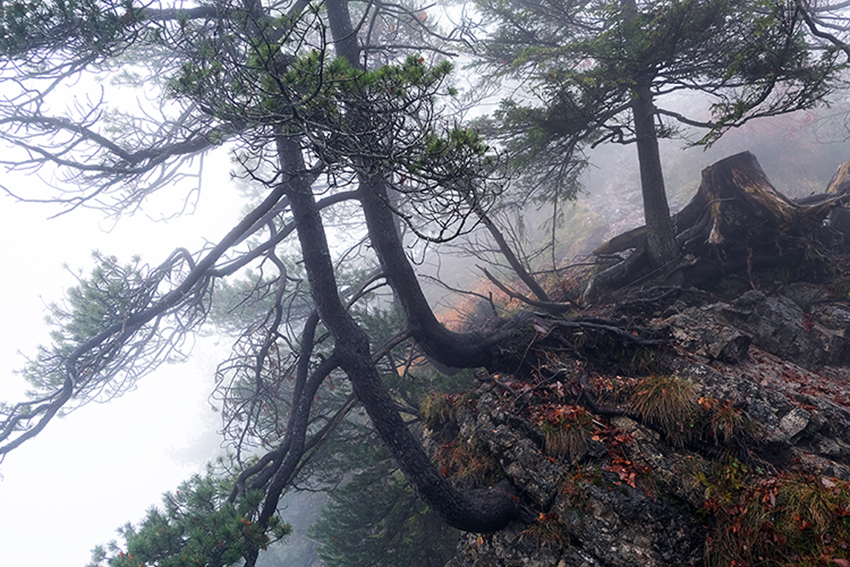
0,162,238,566
1,1,850,566
4,107,846,566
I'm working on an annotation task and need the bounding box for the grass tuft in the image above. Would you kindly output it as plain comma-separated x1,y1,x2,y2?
630,375,697,446
704,468,850,567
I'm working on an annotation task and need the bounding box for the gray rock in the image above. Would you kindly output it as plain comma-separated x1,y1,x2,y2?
442,286,850,567
782,282,825,311
772,407,812,443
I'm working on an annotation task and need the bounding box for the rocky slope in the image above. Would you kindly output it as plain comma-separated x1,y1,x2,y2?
428,157,850,567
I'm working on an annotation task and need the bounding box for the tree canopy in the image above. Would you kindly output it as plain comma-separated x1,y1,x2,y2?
0,0,528,563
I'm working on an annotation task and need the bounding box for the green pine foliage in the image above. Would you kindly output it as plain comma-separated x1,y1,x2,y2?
475,0,843,202
309,446,458,567
0,0,129,59
87,464,290,567
19,252,165,394
45,253,147,348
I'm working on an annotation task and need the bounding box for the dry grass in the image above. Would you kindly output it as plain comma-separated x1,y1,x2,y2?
629,375,697,446
533,404,595,461
705,471,850,567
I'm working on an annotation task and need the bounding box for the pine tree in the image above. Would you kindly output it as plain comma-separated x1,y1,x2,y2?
475,0,842,269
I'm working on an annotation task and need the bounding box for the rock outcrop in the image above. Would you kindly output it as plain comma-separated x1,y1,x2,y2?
433,283,850,566
431,155,850,567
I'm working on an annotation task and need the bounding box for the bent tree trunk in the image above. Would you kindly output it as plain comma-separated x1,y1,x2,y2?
325,0,523,369
357,174,524,368
286,0,523,533
277,137,519,533
591,151,850,297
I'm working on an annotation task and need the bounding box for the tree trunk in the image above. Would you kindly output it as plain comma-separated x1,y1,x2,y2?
471,204,551,304
325,0,524,371
283,0,523,534
631,80,681,269
277,137,520,534
357,174,520,368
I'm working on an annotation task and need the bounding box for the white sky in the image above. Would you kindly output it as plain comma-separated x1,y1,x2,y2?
0,154,242,567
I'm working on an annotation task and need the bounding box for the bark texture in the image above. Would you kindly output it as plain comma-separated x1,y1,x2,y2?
632,80,681,269
274,0,526,534
278,138,520,533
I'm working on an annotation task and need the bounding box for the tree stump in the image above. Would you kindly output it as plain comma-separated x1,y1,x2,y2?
586,151,850,302
824,160,850,235
675,151,801,257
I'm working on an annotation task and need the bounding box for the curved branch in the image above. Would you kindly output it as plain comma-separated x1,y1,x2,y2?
797,0,850,61
0,181,288,456
479,265,575,314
